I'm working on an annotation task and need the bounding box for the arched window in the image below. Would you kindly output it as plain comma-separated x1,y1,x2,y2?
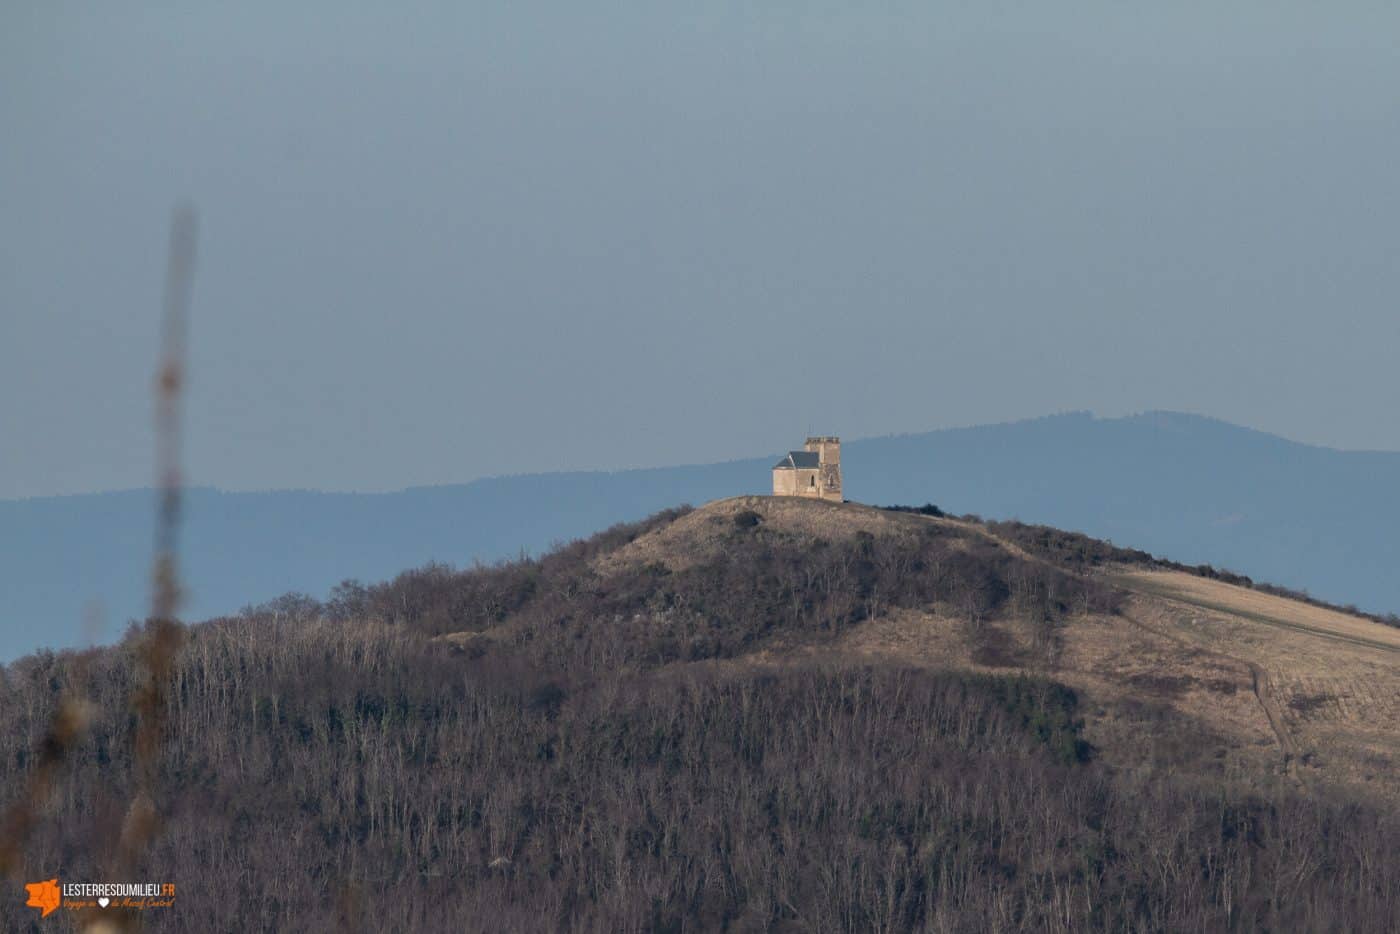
809,475,815,487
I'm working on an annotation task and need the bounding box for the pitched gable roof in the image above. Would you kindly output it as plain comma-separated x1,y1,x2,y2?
773,450,820,469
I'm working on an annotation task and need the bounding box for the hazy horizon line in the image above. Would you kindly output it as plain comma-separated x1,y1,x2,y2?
8,408,1400,504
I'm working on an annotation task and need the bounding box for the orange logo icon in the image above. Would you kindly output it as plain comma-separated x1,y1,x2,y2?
25,878,61,918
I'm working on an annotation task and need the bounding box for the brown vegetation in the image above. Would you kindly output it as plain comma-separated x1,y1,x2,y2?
2,496,1398,931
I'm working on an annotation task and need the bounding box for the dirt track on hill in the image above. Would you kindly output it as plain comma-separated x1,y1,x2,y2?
1110,570,1400,655
1115,599,1300,777
1106,570,1399,795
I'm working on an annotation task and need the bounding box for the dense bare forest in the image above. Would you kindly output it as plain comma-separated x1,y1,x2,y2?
2,506,1397,931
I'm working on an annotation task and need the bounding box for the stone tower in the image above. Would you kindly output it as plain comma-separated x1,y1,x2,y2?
772,436,842,502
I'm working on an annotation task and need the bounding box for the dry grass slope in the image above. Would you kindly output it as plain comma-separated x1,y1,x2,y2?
597,497,1400,801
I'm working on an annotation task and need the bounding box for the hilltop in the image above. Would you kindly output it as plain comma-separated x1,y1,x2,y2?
7,411,1400,661
2,496,1397,931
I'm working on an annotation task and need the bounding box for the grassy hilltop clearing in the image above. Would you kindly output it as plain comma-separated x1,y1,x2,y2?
2,496,1398,931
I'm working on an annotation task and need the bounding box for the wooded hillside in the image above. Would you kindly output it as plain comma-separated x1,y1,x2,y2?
2,499,1396,932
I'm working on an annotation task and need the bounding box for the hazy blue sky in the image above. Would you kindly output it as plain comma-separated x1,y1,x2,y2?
4,3,1398,499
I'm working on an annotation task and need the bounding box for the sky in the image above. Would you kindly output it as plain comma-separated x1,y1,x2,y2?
3,3,1399,499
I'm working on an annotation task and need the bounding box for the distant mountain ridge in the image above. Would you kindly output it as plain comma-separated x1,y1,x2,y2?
4,410,1399,661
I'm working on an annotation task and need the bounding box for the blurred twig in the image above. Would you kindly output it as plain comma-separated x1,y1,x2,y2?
95,205,198,932
0,202,200,884
1,206,196,911
129,204,197,790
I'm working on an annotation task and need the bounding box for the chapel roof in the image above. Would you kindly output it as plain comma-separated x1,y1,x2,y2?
773,451,820,469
